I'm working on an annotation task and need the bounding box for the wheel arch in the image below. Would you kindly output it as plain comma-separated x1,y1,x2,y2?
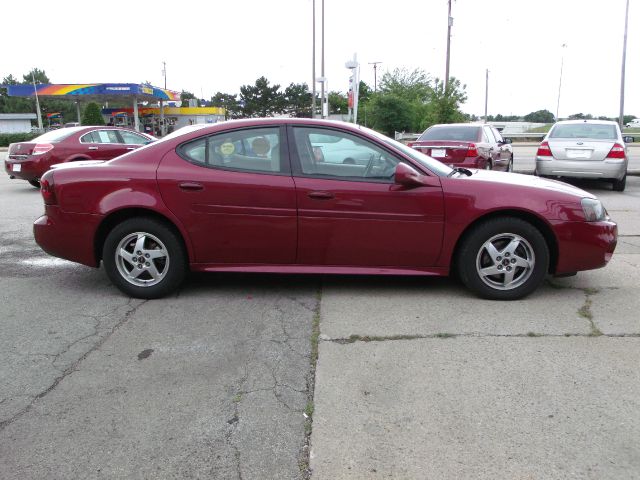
94,207,193,265
450,209,559,275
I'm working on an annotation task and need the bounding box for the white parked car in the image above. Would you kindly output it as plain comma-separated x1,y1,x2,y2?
625,118,640,128
535,120,631,191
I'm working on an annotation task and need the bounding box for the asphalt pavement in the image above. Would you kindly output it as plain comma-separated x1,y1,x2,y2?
1,151,640,479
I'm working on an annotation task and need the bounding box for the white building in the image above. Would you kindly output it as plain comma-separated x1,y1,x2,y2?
0,113,37,133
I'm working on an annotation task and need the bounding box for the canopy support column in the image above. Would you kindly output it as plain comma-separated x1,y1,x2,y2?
133,97,140,132
160,99,165,137
76,101,81,124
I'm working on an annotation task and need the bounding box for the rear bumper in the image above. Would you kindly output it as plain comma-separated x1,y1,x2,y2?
4,157,46,181
553,219,617,274
536,157,627,180
34,206,102,267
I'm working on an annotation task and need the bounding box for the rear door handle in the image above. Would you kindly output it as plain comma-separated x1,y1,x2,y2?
126,147,136,150
179,182,204,191
308,191,334,200
88,146,98,150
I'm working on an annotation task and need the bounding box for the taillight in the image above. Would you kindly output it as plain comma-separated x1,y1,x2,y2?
40,174,57,205
536,141,552,157
32,143,54,155
466,143,478,157
606,143,625,159
407,141,416,148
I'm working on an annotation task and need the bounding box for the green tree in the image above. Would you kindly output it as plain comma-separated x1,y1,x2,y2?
283,82,312,118
239,76,285,118
358,81,372,105
379,68,431,102
524,109,555,123
180,90,197,106
211,92,240,119
22,68,49,85
366,94,414,136
568,113,593,120
422,77,468,129
81,102,105,126
328,91,348,115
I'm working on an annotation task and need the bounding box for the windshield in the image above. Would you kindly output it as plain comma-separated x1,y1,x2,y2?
549,123,617,140
363,126,453,176
33,129,77,142
418,125,480,142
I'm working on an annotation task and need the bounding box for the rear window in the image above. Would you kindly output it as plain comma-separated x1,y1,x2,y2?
418,126,480,142
549,124,617,140
32,129,77,143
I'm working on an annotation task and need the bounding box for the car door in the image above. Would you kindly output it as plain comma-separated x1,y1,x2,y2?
482,126,501,166
79,129,129,160
491,127,512,166
289,125,445,268
156,126,297,265
117,129,153,154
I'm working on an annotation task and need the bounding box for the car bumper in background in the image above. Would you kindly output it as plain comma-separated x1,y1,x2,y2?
536,157,627,180
34,206,102,267
4,157,44,181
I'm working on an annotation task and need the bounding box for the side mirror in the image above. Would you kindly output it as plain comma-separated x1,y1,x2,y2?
623,136,634,144
394,163,427,188
502,138,512,144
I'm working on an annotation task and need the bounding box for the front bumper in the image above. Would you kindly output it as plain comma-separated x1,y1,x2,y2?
34,205,103,267
536,157,627,180
553,219,617,274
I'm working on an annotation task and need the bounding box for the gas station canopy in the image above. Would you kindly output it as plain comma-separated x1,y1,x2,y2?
4,83,180,102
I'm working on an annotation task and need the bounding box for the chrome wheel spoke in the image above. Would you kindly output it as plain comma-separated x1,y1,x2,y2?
513,255,532,269
480,265,503,277
503,238,521,256
502,268,516,286
133,234,147,254
484,242,501,263
145,248,167,260
119,248,136,266
147,263,162,280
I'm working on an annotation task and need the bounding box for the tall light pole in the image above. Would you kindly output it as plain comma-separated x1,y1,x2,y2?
619,0,630,129
31,71,43,131
369,62,382,92
484,69,489,124
555,44,567,121
320,0,327,118
445,0,453,91
311,0,316,118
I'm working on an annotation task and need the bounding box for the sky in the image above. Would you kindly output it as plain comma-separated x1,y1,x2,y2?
2,0,638,118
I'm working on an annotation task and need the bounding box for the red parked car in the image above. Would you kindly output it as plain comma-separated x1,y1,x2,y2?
410,123,514,171
5,126,155,187
33,119,616,300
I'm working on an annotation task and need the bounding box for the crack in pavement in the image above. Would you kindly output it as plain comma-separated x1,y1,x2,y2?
0,298,148,432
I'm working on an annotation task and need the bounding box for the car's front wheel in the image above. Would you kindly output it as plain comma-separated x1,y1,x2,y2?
103,218,187,299
457,217,549,300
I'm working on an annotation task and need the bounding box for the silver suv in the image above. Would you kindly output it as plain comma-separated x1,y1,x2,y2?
535,120,630,191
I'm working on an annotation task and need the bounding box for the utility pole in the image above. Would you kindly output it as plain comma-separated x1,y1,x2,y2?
160,61,167,136
619,0,630,129
31,72,43,131
484,69,489,123
445,0,453,91
369,62,382,92
320,0,326,118
556,44,566,121
311,0,316,118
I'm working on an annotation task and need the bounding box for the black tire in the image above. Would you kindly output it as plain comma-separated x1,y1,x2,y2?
457,217,549,300
507,155,514,172
612,174,626,192
28,179,40,188
102,217,188,299
485,159,492,170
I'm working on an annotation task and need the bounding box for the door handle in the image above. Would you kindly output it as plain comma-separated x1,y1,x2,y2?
179,182,204,191
126,147,135,150
308,191,334,200
88,146,98,150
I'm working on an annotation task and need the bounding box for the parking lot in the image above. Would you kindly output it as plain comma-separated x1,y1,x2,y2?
1,149,640,478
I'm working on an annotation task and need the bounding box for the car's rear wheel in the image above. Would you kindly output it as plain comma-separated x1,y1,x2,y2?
28,179,40,188
485,160,492,170
103,218,187,299
612,174,626,192
507,155,514,172
457,217,549,300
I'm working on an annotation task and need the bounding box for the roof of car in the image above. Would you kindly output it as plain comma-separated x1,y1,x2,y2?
554,120,618,125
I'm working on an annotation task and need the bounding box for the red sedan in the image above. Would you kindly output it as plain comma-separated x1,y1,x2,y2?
410,123,514,171
5,126,155,187
33,119,617,300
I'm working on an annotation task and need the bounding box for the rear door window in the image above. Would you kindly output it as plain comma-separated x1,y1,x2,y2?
419,126,480,142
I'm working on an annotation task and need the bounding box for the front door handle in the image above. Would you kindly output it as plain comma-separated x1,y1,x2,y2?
308,191,334,200
88,146,98,150
179,182,204,191
126,147,136,150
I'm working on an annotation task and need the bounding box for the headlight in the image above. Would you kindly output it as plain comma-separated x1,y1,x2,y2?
581,198,607,222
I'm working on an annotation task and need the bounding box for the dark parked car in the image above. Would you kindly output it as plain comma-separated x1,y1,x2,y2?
409,123,513,171
5,126,155,187
34,119,616,300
